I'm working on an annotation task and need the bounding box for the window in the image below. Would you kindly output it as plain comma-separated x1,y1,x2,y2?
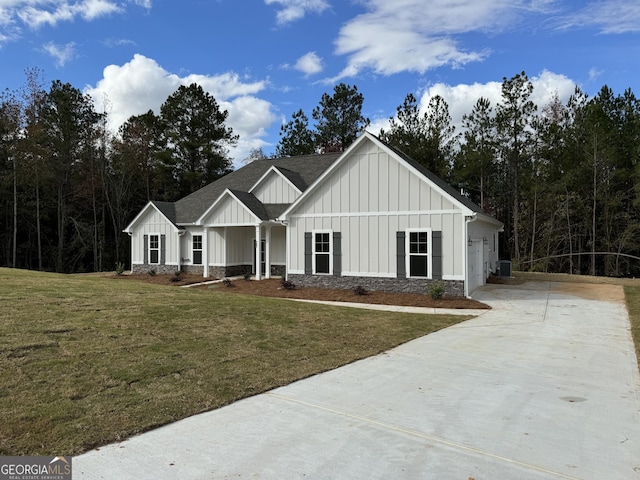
305,231,341,276
193,235,203,265
149,234,160,264
408,231,429,277
314,232,331,274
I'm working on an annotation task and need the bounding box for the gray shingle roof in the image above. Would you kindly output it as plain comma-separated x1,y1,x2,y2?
173,153,341,224
228,190,270,221
272,166,307,192
157,135,499,227
151,201,178,225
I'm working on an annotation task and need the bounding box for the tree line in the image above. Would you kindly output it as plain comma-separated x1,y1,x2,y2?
276,74,640,277
1,70,639,276
0,70,237,273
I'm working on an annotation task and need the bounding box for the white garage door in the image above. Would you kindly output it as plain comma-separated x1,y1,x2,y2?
468,240,483,294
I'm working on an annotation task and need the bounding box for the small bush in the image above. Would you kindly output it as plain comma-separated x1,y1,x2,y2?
243,271,252,281
353,286,368,296
115,262,125,276
428,280,446,300
222,278,233,287
280,279,296,290
147,269,156,276
170,276,182,283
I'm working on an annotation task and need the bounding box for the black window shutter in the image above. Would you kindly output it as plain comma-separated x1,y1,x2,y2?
160,234,166,265
432,231,442,280
304,232,312,274
333,232,342,276
143,235,148,264
396,231,406,279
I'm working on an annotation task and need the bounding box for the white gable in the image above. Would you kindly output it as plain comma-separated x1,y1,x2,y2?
199,191,259,226
286,135,462,218
124,202,178,233
249,166,301,204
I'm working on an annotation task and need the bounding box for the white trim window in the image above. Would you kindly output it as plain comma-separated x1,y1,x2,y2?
406,229,431,278
313,230,332,275
193,235,203,265
149,234,160,265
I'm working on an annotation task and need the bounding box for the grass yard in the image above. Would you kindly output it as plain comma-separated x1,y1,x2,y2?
0,268,471,456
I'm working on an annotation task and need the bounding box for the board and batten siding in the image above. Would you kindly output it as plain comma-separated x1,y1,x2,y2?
468,218,500,272
131,208,178,265
251,173,300,204
201,194,257,226
288,141,465,279
269,226,286,265
216,226,286,266
208,227,226,265
225,227,254,265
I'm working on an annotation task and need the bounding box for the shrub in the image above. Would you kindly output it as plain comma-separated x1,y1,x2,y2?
353,286,368,296
280,279,296,290
147,269,156,276
115,262,125,276
243,271,252,281
222,278,233,287
428,280,446,300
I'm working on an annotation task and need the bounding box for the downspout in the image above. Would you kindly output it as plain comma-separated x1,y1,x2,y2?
464,214,478,298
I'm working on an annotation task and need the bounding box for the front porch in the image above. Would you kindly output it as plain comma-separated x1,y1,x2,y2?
197,223,286,280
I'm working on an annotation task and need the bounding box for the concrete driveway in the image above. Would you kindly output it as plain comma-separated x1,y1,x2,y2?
75,281,640,479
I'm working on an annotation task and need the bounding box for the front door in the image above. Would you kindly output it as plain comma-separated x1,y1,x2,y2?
253,239,266,275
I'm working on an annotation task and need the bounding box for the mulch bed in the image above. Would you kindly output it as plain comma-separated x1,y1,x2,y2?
114,274,490,310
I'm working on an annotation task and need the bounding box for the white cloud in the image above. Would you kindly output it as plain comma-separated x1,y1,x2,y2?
102,37,137,48
265,0,330,25
415,70,578,131
294,51,323,76
330,0,558,80
0,0,146,45
43,41,77,67
129,0,152,9
85,54,276,168
588,67,603,82
17,0,121,29
555,0,640,34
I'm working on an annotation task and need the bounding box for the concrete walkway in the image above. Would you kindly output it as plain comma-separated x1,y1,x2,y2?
75,281,640,480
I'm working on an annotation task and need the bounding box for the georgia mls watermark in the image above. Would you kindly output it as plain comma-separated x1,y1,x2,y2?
0,456,71,480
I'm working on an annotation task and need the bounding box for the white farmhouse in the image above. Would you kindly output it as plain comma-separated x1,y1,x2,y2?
124,132,503,297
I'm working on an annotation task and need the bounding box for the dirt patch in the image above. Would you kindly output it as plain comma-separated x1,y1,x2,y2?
113,274,490,310
488,272,632,303
552,282,626,303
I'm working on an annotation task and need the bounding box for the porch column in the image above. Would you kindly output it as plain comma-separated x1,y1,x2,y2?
255,224,262,280
265,225,272,279
203,227,209,278
177,231,183,272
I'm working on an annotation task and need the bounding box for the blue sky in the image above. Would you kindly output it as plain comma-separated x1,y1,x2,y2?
1,0,639,167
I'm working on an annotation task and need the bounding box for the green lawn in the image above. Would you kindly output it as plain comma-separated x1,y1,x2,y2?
0,268,471,456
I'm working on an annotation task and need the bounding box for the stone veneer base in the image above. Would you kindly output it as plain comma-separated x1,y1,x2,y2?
132,264,286,279
287,274,465,297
